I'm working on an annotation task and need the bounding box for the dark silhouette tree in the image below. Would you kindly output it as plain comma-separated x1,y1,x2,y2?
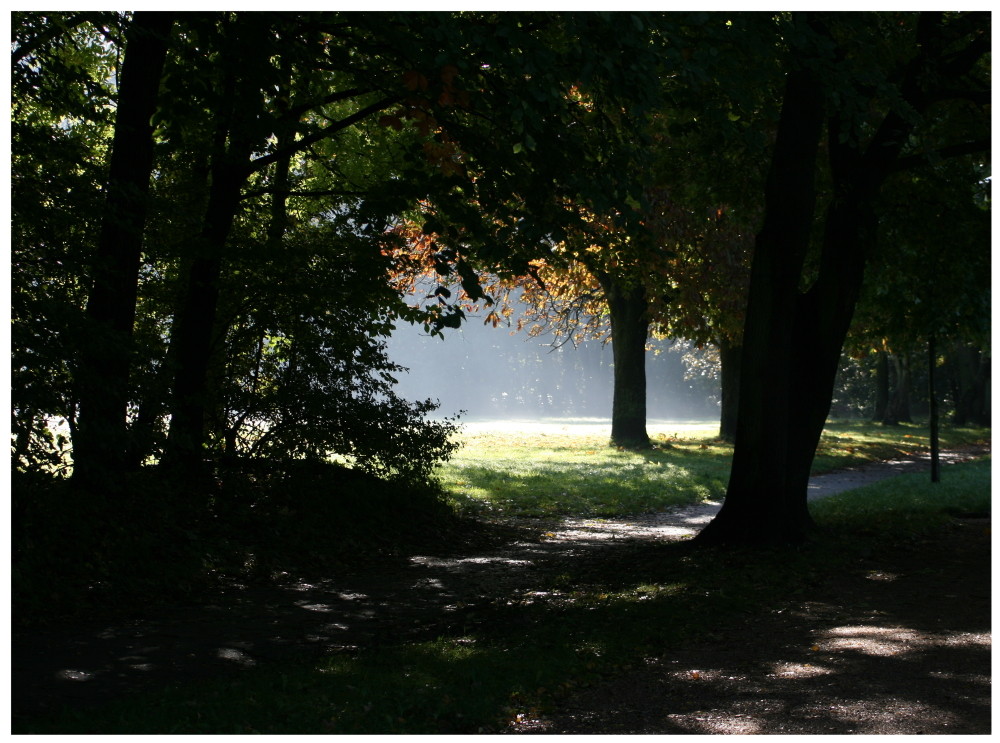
70,12,173,486
698,11,990,545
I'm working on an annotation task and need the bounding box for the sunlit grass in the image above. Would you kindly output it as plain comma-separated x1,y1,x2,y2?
439,423,729,517
812,421,987,472
439,419,990,518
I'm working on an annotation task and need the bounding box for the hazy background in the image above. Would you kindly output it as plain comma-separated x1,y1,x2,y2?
386,313,721,423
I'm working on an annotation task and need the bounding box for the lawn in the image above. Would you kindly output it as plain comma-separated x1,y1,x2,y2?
438,419,989,518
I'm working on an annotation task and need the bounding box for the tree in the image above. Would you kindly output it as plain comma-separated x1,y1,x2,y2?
852,153,991,427
12,12,126,474
14,11,679,479
697,11,990,545
71,12,173,486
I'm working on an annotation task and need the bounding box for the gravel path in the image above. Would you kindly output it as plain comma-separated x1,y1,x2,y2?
12,446,990,732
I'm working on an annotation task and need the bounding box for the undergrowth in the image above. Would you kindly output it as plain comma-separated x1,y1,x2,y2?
12,461,479,627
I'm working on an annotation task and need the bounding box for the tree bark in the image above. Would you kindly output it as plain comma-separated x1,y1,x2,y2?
717,337,741,442
161,160,247,470
950,343,990,426
694,10,975,546
598,274,650,448
72,12,172,487
882,353,913,424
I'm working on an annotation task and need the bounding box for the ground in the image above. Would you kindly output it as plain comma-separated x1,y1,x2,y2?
12,449,991,734
508,516,991,734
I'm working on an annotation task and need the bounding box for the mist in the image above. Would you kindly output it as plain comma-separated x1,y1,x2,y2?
385,314,721,424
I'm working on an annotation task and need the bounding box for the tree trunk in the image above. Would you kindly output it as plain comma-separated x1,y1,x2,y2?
872,350,889,422
161,164,245,470
693,56,826,546
928,334,940,483
950,343,990,426
598,275,650,448
162,20,265,472
717,337,741,442
696,18,902,545
72,12,172,487
882,352,912,424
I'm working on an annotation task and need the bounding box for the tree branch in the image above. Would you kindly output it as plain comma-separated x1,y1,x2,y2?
891,139,992,172
12,12,92,64
241,187,367,202
247,94,400,175
278,86,373,123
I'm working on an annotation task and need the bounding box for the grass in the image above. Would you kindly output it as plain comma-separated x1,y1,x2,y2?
439,419,989,518
812,455,992,534
18,443,991,735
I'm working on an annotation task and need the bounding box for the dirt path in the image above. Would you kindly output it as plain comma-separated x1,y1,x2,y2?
12,447,990,732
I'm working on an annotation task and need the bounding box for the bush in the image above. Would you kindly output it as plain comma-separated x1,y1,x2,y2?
13,458,468,627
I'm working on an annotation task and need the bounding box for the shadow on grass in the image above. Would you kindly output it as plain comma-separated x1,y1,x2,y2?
14,512,991,734
14,447,991,734
812,421,990,473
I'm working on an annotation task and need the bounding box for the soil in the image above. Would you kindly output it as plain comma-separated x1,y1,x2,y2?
12,446,991,734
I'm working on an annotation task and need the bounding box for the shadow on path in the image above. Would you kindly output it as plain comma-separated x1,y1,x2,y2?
507,517,991,735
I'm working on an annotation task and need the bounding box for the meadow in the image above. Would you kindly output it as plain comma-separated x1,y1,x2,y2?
437,419,989,518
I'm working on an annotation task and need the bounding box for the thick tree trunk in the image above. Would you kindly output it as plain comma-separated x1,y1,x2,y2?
717,337,741,442
598,275,650,449
695,61,826,546
950,344,990,426
161,164,245,470
694,9,956,546
162,21,264,471
72,12,172,487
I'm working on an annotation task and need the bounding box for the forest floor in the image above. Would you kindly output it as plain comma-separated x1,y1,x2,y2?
12,446,991,734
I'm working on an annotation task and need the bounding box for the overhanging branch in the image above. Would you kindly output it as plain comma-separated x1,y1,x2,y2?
240,187,367,201
247,94,400,175
891,139,991,172
276,86,373,123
